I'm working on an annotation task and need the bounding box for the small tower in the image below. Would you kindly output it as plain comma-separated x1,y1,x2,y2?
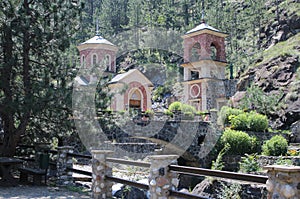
181,22,228,111
77,34,118,76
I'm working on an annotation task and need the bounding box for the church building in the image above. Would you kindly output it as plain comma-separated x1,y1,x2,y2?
76,21,233,112
181,22,229,111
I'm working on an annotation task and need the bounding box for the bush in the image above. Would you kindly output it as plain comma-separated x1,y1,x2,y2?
220,129,259,155
164,109,173,117
262,135,288,156
168,102,196,120
218,106,243,127
239,154,260,173
247,112,268,132
168,101,182,112
182,104,196,113
229,113,249,131
229,111,268,132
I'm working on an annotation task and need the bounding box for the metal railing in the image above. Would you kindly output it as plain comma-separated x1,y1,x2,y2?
169,165,268,184
17,146,268,199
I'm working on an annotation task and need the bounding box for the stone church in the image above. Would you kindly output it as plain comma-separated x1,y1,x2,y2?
76,22,234,112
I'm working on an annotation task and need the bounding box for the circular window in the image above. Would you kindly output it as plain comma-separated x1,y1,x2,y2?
190,84,201,98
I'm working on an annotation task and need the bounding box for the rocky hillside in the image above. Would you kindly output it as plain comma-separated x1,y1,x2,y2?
236,1,300,130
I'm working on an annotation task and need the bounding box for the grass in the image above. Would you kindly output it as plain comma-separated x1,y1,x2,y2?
279,0,300,16
65,185,90,195
254,33,300,67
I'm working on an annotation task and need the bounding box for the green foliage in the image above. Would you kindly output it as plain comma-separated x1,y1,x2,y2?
230,111,268,132
168,101,197,120
217,182,241,199
182,104,196,114
164,109,173,117
255,33,300,66
220,129,259,155
262,135,288,156
152,86,169,102
275,157,293,166
218,106,268,132
211,144,230,171
218,106,243,127
168,101,196,114
145,109,154,116
247,112,269,132
239,154,260,173
240,85,284,116
168,102,182,112
0,0,81,155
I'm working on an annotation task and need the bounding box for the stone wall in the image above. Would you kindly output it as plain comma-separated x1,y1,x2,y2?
258,156,300,167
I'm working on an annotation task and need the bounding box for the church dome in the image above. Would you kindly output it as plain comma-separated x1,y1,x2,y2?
80,35,116,46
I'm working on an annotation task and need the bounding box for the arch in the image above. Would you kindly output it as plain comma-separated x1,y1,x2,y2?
92,54,98,66
105,54,111,71
81,55,85,68
190,42,201,62
210,43,217,60
210,41,222,61
129,89,142,110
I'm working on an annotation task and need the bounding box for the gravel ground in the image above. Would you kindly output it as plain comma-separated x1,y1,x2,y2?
0,185,91,199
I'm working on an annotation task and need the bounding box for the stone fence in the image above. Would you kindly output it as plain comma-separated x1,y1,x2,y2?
55,148,300,199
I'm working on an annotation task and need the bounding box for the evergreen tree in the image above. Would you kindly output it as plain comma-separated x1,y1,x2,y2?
0,0,81,156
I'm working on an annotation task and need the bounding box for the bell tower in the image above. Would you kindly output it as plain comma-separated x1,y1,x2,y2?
77,33,118,77
181,22,228,111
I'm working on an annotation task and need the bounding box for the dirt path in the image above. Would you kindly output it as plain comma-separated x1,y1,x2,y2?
0,185,91,199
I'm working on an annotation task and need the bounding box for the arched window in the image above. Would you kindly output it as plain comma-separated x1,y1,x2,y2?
81,55,85,68
92,54,97,66
210,43,217,61
105,54,111,71
190,43,201,62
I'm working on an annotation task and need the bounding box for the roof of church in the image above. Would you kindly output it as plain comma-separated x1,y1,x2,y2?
109,69,153,86
186,22,220,34
80,35,116,46
74,75,90,86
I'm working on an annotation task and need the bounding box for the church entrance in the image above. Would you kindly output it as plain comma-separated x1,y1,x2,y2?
129,90,142,110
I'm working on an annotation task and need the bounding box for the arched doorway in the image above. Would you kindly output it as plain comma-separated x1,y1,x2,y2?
129,89,142,110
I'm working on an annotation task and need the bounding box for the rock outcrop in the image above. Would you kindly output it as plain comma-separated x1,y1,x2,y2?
236,54,299,130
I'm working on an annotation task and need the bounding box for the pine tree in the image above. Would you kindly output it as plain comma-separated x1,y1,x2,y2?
0,0,81,156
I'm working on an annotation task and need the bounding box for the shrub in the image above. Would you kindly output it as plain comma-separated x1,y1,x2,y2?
229,113,249,131
211,143,230,171
230,111,268,132
275,157,293,166
168,101,182,112
218,106,243,127
220,129,259,155
168,102,196,120
164,109,173,117
247,112,268,132
182,104,196,113
262,135,288,156
239,153,260,173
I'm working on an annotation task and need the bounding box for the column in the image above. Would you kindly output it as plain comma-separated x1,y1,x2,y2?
91,150,113,199
148,155,179,199
264,165,300,199
57,146,74,186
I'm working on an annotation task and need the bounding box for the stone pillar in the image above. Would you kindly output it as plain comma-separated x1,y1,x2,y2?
148,155,179,199
264,165,300,199
209,109,218,124
91,150,113,199
57,146,74,186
